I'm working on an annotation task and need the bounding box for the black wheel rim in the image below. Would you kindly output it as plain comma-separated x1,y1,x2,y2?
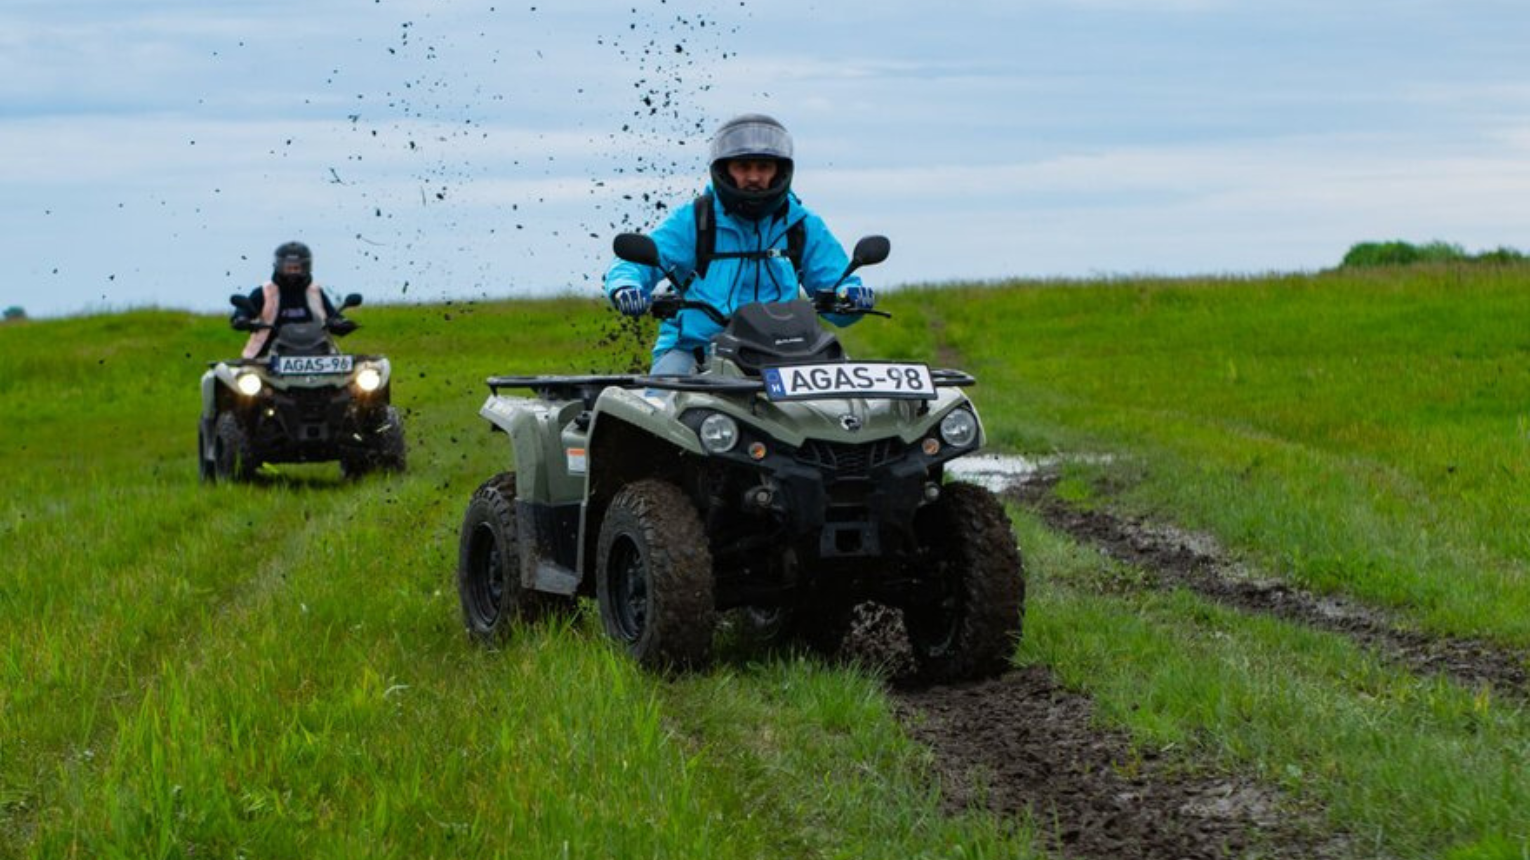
607,535,648,642
467,522,505,627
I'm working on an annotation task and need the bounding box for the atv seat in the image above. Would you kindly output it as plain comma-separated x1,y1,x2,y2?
711,301,844,376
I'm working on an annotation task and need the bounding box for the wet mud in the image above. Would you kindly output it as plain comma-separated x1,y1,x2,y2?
836,612,1350,858
895,666,1352,860
1009,477,1530,697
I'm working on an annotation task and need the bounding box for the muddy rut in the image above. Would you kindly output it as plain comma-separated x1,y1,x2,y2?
895,667,1350,860
1008,477,1530,697
838,611,1350,859
868,469,1524,857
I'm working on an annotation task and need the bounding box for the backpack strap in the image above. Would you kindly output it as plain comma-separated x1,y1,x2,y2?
694,191,717,279
693,190,808,283
785,218,806,280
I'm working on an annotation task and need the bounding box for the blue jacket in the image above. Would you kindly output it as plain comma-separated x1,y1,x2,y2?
605,188,862,360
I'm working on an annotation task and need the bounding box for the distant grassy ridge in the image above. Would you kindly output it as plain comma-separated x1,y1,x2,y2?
4,263,1529,857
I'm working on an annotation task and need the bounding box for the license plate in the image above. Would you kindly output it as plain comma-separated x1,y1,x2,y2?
272,354,354,375
761,362,936,401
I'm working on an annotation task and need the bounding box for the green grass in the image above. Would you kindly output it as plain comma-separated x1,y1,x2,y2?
846,265,1530,648
1012,510,1530,858
0,303,1035,858
5,263,1530,858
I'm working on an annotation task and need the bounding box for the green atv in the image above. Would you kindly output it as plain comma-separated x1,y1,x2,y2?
456,234,1024,679
198,292,405,482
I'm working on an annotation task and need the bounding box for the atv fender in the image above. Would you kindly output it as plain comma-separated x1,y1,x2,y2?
203,363,248,418
575,387,706,583
480,394,587,596
479,394,586,503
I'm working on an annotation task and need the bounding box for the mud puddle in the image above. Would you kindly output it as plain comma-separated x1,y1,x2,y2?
994,468,1529,697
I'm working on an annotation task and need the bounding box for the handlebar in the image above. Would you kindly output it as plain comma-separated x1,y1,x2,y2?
811,292,892,318
229,317,358,334
651,294,729,326
647,291,890,325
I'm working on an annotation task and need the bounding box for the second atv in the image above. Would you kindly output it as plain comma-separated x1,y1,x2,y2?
198,292,406,482
456,234,1024,680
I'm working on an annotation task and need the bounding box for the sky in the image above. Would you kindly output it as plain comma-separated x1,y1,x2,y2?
3,0,1529,318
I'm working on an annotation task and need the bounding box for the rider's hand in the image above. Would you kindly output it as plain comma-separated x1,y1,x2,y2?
841,284,875,311
610,285,650,317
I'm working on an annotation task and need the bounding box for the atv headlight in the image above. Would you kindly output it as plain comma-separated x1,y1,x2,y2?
939,409,978,448
355,366,383,393
698,413,739,454
235,372,263,397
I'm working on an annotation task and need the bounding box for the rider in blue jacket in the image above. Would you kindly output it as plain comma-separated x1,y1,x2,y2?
604,114,876,375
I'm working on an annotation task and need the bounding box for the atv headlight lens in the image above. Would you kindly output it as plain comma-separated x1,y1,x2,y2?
355,366,383,393
235,372,263,397
939,409,978,448
698,413,739,453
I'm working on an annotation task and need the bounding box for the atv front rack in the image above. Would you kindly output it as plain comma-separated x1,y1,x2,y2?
486,369,975,407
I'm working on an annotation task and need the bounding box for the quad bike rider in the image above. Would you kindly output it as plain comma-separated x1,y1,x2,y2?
456,230,1026,680
197,242,405,481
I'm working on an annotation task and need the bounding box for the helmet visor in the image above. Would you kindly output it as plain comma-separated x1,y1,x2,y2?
711,119,793,163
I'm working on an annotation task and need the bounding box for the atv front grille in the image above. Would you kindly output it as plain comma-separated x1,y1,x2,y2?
287,388,336,424
795,438,902,476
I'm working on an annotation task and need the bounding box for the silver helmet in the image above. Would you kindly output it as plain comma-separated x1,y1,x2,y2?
709,114,795,221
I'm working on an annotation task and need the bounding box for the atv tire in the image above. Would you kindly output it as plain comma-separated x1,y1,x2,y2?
375,406,407,472
197,421,215,483
212,412,259,482
596,480,715,671
904,482,1025,681
457,473,565,642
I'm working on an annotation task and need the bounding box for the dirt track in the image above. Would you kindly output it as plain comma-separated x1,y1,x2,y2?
836,611,1350,859
868,469,1527,858
1009,478,1530,697
895,667,1351,860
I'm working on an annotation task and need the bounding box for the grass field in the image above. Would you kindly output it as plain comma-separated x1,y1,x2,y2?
3,263,1528,858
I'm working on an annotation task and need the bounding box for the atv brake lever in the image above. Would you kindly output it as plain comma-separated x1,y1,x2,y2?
814,302,892,319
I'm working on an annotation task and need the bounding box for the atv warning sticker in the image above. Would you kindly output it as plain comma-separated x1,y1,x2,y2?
761,362,936,401
566,447,587,474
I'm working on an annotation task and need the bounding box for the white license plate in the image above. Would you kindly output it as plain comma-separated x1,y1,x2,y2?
272,354,354,375
761,362,936,400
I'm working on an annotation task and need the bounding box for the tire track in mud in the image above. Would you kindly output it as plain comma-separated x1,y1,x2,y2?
1008,476,1530,697
851,334,1350,857
836,613,1351,859
893,667,1352,860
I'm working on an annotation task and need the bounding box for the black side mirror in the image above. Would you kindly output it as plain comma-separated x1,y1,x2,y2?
341,293,363,310
829,235,892,290
613,233,662,268
851,235,891,267
229,294,255,315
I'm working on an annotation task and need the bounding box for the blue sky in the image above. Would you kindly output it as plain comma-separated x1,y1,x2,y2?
4,0,1529,317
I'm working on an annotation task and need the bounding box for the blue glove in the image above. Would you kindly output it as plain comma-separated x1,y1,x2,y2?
841,284,875,311
610,285,650,317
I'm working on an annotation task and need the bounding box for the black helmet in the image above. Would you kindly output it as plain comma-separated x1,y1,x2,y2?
272,241,313,289
709,114,794,221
